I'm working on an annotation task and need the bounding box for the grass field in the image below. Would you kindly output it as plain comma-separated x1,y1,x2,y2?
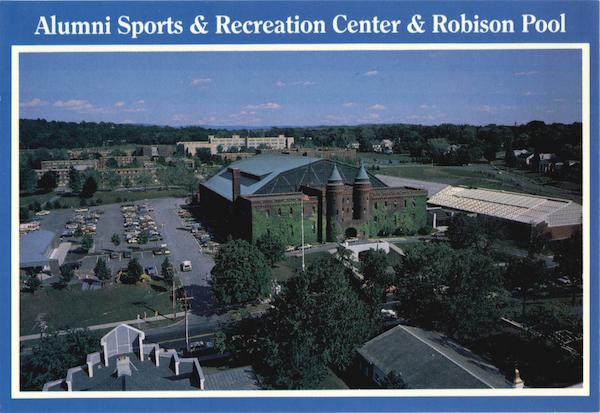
379,164,582,203
272,252,332,283
20,282,175,335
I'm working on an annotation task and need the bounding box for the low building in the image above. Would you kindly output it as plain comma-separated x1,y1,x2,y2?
427,185,582,240
199,154,427,245
178,135,294,156
276,147,358,162
357,324,512,389
20,229,67,276
43,324,260,391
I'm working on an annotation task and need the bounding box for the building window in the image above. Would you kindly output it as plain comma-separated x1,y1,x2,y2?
290,225,294,236
336,209,339,215
265,210,270,218
394,201,397,208
289,207,293,215
278,208,282,216
374,216,378,222
374,202,378,209
412,200,416,208
312,206,316,214
312,223,316,232
404,200,407,208
384,201,388,207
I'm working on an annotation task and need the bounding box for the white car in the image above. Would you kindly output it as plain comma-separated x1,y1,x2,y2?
35,210,50,216
181,261,192,271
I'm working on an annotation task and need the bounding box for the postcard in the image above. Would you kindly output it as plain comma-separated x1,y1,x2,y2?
1,1,598,412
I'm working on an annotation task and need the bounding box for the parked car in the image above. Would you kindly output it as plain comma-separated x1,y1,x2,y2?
181,261,192,272
145,266,159,279
153,248,164,256
110,251,120,259
123,251,132,259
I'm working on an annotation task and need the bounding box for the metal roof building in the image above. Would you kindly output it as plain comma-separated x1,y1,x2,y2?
19,229,57,268
201,154,386,202
428,186,582,227
357,324,512,389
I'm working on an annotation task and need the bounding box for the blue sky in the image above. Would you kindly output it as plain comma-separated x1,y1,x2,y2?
19,50,581,127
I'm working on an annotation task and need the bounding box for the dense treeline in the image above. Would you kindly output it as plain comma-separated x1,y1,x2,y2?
20,119,581,163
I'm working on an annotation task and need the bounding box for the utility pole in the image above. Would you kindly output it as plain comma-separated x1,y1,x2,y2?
301,195,305,272
179,292,194,353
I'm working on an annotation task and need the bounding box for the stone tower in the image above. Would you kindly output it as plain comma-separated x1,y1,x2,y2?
326,164,344,242
353,164,371,222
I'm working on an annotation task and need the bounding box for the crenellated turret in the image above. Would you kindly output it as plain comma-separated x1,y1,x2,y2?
326,164,344,242
353,164,371,221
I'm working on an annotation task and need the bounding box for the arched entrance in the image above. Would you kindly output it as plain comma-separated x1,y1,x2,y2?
345,227,358,239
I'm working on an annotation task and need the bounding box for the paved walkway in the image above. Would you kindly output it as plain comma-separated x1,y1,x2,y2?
19,310,187,342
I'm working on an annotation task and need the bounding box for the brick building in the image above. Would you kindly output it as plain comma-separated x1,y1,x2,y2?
199,154,427,245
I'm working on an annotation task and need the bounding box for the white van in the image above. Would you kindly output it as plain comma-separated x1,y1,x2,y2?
181,261,192,272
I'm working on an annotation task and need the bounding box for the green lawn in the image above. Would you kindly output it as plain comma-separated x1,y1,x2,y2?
272,252,332,283
20,192,57,208
358,152,413,164
20,282,176,335
380,164,582,203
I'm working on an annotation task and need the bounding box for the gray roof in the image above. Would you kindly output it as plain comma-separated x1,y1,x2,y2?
20,229,56,267
202,154,320,201
376,175,450,197
358,324,512,389
328,164,343,184
204,366,261,390
355,164,370,184
201,154,388,202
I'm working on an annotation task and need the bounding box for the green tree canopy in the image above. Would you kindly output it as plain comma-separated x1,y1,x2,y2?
21,329,100,390
69,166,82,193
553,231,583,305
210,239,272,305
94,258,111,281
121,257,143,284
255,233,285,267
37,171,58,192
259,256,372,388
80,234,93,252
396,243,506,342
80,175,98,198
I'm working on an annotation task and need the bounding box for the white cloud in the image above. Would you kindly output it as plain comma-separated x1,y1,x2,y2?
276,80,315,87
522,91,533,96
363,113,380,120
369,104,386,110
115,101,125,107
53,99,94,111
363,70,379,76
20,98,47,108
342,102,357,107
405,114,436,122
513,71,539,77
191,78,212,86
135,100,145,105
419,103,436,109
245,102,282,110
275,80,286,87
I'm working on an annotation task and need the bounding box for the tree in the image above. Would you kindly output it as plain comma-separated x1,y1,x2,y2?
259,256,372,388
447,213,481,249
137,172,153,191
210,239,272,305
58,265,74,288
138,230,149,245
111,233,120,246
20,159,38,193
554,231,583,305
20,207,31,223
255,234,285,267
94,258,111,281
24,269,42,295
21,329,99,390
380,371,409,389
68,167,82,193
37,171,58,192
396,243,506,342
505,256,547,316
105,157,119,169
80,234,93,252
360,249,392,312
161,257,174,285
80,175,98,198
505,134,517,167
104,171,121,190
121,257,142,284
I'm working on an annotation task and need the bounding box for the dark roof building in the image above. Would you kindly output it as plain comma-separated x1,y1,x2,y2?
19,229,63,275
357,324,512,389
43,324,259,392
199,154,428,244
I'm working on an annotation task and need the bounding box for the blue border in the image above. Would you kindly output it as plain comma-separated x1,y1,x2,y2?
1,1,598,412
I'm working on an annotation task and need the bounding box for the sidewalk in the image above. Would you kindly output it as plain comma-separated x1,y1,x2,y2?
19,310,187,342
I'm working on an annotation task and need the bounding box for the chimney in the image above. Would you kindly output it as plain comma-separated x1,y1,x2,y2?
231,168,241,202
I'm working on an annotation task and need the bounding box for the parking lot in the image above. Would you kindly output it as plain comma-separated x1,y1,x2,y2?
34,197,215,310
